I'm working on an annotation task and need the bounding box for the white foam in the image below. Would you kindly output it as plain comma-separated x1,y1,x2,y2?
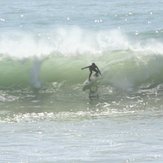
0,27,131,59
1,27,163,61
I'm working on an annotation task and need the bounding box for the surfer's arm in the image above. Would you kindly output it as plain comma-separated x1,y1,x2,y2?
81,66,90,70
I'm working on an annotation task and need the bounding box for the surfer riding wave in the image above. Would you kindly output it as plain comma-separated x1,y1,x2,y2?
81,63,101,81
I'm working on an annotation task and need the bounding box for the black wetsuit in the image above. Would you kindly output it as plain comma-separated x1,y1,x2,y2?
82,63,101,81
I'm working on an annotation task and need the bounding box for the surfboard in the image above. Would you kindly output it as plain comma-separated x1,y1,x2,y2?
82,75,101,91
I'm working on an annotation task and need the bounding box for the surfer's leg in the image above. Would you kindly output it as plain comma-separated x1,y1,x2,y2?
89,72,92,81
95,70,99,77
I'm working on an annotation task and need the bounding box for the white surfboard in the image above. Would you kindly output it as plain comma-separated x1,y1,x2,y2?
82,75,101,91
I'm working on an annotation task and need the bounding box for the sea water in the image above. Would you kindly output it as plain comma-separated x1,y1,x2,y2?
0,0,163,162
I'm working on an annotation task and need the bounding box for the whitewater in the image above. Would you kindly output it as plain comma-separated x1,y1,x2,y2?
0,0,163,162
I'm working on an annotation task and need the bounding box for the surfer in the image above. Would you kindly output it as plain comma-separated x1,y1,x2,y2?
81,63,101,81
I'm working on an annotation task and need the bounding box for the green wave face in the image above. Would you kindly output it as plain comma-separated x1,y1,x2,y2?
0,50,163,90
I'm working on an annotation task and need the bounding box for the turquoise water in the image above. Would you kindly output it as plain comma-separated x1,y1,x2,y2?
0,0,163,162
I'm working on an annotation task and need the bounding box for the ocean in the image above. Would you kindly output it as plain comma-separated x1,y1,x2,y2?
0,0,163,162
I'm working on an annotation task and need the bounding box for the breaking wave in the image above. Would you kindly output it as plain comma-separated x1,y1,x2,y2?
0,27,163,90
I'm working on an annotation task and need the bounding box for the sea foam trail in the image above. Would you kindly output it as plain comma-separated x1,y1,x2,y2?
0,27,163,89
